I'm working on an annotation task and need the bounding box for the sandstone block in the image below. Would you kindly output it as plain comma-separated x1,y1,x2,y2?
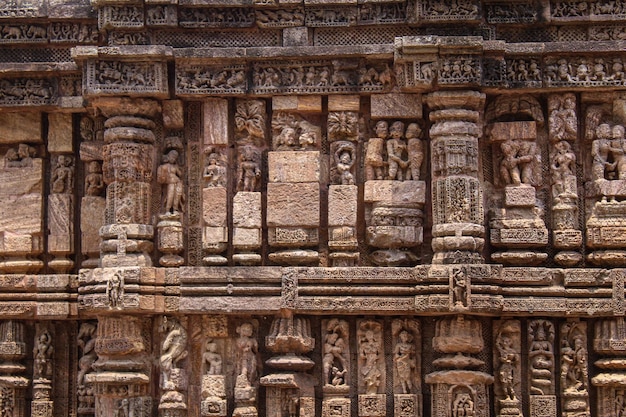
490,121,536,142
163,100,184,130
328,95,360,112
363,180,425,206
328,185,358,226
504,185,536,207
204,98,229,145
282,27,309,47
267,183,319,227
47,113,73,153
0,158,43,196
203,187,227,227
81,196,105,254
233,192,262,228
268,151,320,183
233,228,261,248
371,93,422,119
203,227,227,244
0,113,41,144
0,193,43,236
273,96,321,112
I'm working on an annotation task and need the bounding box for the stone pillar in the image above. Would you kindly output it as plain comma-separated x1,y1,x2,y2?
427,91,485,264
0,321,29,417
88,316,151,417
426,315,493,417
48,113,75,273
261,314,316,417
233,99,267,266
327,96,360,267
267,96,322,266
80,115,106,269
94,97,161,268
592,318,626,417
202,98,229,266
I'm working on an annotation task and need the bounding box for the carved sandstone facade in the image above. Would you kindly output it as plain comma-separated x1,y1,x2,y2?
1,1,626,417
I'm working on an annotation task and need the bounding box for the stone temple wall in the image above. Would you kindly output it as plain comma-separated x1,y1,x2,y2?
1,1,626,417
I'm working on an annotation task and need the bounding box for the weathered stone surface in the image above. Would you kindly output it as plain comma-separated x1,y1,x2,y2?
267,183,319,227
203,187,227,227
328,185,357,226
370,94,422,119
233,192,262,228
268,151,320,183
0,113,41,144
204,98,229,145
47,113,73,153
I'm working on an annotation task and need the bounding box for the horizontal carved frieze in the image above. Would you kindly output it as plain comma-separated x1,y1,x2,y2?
83,59,168,97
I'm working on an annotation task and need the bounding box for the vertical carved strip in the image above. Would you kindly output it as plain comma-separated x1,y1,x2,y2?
77,322,98,417
548,93,582,266
392,319,422,417
357,320,385,417
186,102,203,266
322,319,350,417
528,319,557,417
158,316,188,417
560,320,590,417
0,321,28,417
32,325,54,417
493,320,522,417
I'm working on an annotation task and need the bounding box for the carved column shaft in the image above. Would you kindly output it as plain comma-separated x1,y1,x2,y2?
427,91,486,264
94,97,161,268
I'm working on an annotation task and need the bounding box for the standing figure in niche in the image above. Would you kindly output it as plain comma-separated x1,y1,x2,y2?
394,330,415,394
591,123,619,181
85,161,104,196
612,124,626,179
365,121,387,181
204,151,226,188
322,330,348,386
496,335,518,400
551,141,577,200
360,329,382,394
157,149,184,214
406,123,424,180
334,143,355,185
500,140,534,186
235,322,258,387
529,324,553,395
387,121,409,180
34,330,53,378
159,316,188,388
52,155,74,193
237,146,261,192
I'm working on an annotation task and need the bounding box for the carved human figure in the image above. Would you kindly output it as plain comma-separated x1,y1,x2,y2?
322,330,348,386
203,151,226,188
360,329,382,394
334,144,355,185
106,271,123,308
203,339,223,375
500,139,535,186
394,330,415,394
452,267,468,307
365,121,387,180
496,335,517,400
551,140,577,200
529,323,553,395
592,123,619,181
405,123,424,180
33,329,53,378
85,161,104,196
5,143,35,168
387,121,409,180
276,127,298,150
237,146,261,192
561,335,588,393
613,125,626,179
157,149,184,214
549,94,577,142
235,322,258,387
52,155,73,193
77,323,97,390
452,393,474,417
114,399,129,417
160,316,188,388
